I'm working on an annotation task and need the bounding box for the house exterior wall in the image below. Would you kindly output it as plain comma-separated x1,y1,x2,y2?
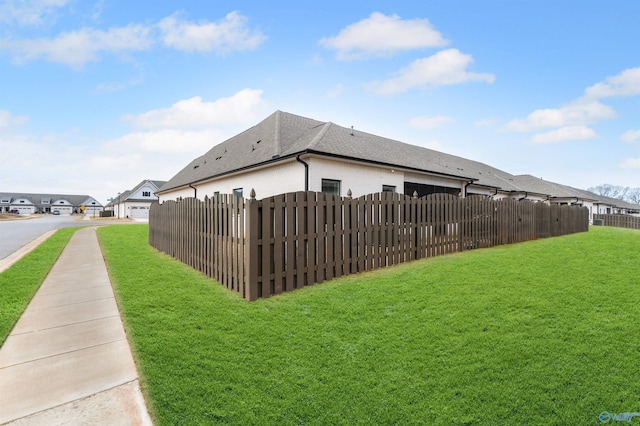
199,160,304,200
10,198,35,215
159,160,305,202
308,157,405,197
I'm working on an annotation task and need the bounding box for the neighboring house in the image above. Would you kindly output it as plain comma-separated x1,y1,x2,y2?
593,195,640,217
156,111,639,218
110,179,166,220
511,175,640,222
0,193,103,215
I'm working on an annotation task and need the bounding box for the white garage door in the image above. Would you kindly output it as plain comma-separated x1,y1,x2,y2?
14,206,35,215
130,206,149,219
53,206,73,215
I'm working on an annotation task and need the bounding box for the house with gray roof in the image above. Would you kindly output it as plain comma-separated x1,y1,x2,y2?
511,175,640,221
108,179,166,220
157,111,554,203
0,193,102,215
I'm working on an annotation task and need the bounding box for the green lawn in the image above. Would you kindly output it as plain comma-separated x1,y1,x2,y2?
0,227,78,345
98,225,640,425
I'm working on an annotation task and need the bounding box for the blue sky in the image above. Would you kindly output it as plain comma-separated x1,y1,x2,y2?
1,0,639,204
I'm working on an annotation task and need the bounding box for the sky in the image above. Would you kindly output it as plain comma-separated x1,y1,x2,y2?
1,0,639,204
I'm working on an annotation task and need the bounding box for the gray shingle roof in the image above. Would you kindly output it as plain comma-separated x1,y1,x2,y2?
512,175,598,200
159,111,536,194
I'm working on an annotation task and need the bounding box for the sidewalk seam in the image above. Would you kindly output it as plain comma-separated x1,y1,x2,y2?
21,296,115,312
9,314,120,336
0,338,128,370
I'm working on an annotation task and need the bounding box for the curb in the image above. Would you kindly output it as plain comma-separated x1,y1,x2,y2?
0,230,58,274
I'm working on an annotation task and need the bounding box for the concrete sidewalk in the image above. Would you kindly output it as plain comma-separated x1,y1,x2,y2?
0,227,152,425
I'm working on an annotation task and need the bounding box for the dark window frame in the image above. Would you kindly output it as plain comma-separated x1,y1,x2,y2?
321,179,341,196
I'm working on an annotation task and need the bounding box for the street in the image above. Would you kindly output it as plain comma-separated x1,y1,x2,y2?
0,215,126,260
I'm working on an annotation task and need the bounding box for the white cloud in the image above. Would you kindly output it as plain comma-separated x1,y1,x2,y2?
621,129,640,143
368,49,495,95
0,23,152,68
0,109,28,130
504,68,640,145
585,67,640,98
0,0,70,26
502,100,616,132
123,88,267,130
0,88,270,204
157,11,265,53
529,126,597,144
0,129,211,204
0,10,263,68
320,12,448,60
409,115,454,130
621,157,640,169
105,129,227,155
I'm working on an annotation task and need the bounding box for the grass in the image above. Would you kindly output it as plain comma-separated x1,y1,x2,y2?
98,225,640,425
0,227,78,345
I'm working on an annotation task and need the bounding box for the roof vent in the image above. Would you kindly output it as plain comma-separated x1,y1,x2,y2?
350,126,354,136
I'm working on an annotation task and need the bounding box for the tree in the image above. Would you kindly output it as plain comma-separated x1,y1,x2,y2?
587,184,640,204
587,184,628,200
627,188,640,204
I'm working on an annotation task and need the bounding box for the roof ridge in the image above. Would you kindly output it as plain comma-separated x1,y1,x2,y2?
307,122,332,150
273,110,281,158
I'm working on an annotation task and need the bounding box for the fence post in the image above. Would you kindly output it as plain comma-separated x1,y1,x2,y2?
245,189,260,301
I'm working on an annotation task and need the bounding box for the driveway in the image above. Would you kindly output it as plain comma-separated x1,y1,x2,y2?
0,215,127,260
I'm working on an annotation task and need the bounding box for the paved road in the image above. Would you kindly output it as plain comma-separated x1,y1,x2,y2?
0,215,127,260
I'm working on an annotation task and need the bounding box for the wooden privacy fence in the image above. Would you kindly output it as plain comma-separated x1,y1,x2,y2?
593,214,640,230
149,191,589,301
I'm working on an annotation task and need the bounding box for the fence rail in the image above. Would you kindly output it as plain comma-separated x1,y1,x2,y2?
150,192,589,301
593,214,640,230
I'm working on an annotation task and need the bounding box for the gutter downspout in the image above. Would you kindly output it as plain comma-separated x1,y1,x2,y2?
189,184,197,198
296,154,309,191
462,180,473,197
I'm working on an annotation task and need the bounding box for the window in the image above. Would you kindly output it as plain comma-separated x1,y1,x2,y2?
382,185,396,193
233,188,243,198
322,179,341,196
41,199,50,204
142,191,151,197
1,198,10,203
